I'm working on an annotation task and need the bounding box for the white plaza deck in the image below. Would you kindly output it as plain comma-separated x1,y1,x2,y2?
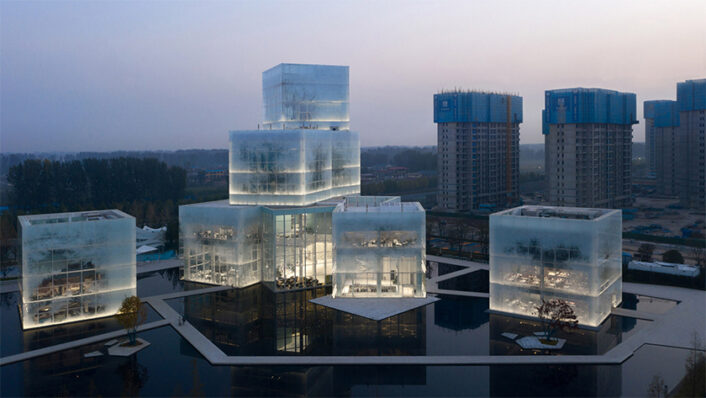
310,296,440,321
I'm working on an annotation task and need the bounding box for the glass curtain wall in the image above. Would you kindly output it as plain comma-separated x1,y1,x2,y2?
19,210,136,329
229,130,360,207
333,198,426,298
489,206,622,327
180,203,262,288
262,206,334,290
262,63,350,131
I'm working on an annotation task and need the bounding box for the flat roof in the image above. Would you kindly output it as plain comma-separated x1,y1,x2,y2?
335,202,424,213
494,205,617,221
19,209,131,227
182,197,346,211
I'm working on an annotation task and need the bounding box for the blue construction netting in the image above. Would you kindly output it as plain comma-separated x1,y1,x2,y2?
677,78,706,112
433,91,522,123
644,100,679,127
542,88,637,134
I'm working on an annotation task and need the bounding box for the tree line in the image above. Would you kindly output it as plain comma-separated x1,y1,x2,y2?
8,157,186,210
2,158,188,256
362,176,437,196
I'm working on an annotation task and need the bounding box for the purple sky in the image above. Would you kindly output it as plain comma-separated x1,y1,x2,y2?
1,0,704,152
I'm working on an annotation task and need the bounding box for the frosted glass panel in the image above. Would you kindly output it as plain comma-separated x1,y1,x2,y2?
489,206,622,327
262,63,349,131
229,130,360,206
332,197,426,298
19,210,136,329
180,202,263,288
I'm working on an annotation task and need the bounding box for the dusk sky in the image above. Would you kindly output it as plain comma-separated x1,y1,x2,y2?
1,0,704,153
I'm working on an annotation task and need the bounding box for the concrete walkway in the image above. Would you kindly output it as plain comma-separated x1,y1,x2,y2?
136,258,182,274
3,259,704,368
427,286,489,298
0,319,170,366
427,255,489,272
0,283,226,367
0,279,20,294
144,287,628,366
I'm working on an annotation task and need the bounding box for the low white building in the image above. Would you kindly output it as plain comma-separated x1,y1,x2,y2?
628,260,700,277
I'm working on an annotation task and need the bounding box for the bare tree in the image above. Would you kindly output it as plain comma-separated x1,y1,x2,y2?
535,298,578,344
682,332,706,397
647,374,667,397
690,247,706,267
637,243,655,262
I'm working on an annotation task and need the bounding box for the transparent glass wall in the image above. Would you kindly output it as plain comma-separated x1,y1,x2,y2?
19,210,136,329
489,206,622,327
262,63,349,131
180,202,262,288
332,197,426,298
229,130,359,206
262,206,335,290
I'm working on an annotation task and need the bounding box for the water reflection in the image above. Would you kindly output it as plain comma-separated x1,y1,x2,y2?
488,313,623,396
489,313,623,356
490,364,621,397
433,294,488,331
181,284,427,356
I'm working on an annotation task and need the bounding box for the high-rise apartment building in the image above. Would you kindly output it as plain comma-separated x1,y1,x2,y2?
644,100,679,196
643,101,661,177
676,79,706,208
543,88,637,208
433,91,522,212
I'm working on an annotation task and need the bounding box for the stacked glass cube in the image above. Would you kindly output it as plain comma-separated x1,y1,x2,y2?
262,63,349,131
332,196,426,298
180,203,263,287
489,206,622,327
182,63,426,298
19,210,136,329
228,129,360,206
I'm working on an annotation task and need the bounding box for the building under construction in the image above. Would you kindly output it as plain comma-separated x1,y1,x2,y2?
433,90,522,212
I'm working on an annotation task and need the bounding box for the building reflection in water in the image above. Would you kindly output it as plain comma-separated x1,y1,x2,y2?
182,284,426,357
433,295,488,331
488,313,622,396
180,283,426,395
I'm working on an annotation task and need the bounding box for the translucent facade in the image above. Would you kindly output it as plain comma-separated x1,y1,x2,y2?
262,63,349,130
229,129,360,206
262,202,337,290
180,199,340,290
489,206,622,327
19,210,136,329
332,196,426,298
183,63,427,299
180,202,263,287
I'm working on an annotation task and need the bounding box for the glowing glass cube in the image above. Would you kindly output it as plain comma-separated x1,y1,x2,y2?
489,206,622,327
229,129,360,206
19,210,136,329
333,196,426,298
263,63,349,131
180,202,263,288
